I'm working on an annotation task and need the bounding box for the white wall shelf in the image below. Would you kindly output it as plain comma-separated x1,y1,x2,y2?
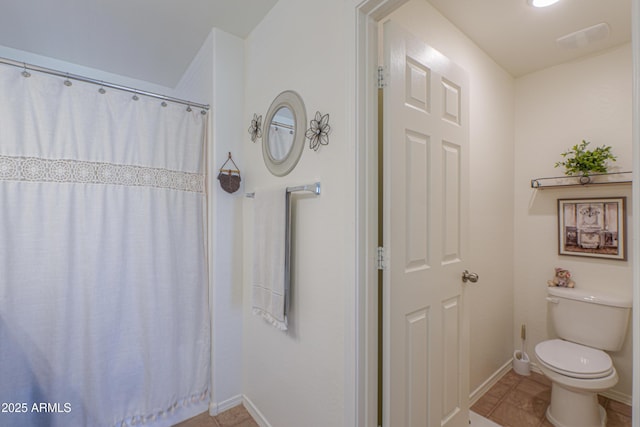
530,171,632,189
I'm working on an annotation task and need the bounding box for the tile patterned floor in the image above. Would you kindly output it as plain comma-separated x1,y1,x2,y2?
471,369,632,427
175,370,633,427
173,404,258,427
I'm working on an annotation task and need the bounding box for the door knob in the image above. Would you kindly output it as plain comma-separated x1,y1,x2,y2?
462,270,479,283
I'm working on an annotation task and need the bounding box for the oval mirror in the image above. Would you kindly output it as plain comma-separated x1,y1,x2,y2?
262,91,306,176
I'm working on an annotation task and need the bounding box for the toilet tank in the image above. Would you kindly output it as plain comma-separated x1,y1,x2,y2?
547,287,631,351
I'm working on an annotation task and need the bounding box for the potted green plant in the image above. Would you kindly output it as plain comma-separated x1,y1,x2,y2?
555,140,616,183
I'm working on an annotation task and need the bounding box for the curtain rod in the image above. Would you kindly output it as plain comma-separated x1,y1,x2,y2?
0,56,210,112
271,120,294,130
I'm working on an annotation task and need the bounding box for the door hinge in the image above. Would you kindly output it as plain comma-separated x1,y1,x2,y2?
376,246,387,270
377,66,386,89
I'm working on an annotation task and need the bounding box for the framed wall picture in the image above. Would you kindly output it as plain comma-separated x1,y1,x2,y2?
557,197,626,260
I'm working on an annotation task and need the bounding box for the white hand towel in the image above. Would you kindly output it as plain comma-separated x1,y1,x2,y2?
252,188,288,330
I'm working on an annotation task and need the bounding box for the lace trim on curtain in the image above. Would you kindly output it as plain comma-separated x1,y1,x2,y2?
114,389,210,427
0,155,204,193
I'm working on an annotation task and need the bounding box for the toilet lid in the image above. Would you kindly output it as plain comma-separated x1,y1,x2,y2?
535,339,613,379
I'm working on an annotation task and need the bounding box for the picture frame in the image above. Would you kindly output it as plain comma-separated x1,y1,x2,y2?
557,197,626,260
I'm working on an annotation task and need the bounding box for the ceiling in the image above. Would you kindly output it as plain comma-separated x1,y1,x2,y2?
0,0,632,87
427,0,632,77
0,0,279,88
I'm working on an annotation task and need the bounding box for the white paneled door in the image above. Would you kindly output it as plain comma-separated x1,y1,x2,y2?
382,21,472,427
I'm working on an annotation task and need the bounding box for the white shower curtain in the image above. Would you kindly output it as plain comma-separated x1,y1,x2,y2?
0,64,210,427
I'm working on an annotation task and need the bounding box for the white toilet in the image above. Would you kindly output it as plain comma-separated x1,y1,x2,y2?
534,286,631,427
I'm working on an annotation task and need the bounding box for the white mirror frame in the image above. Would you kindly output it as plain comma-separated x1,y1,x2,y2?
262,90,307,177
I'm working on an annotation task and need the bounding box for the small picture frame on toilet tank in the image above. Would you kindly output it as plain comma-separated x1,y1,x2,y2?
557,197,626,261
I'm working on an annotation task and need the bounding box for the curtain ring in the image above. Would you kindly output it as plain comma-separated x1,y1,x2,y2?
21,63,31,78
98,81,106,94
64,73,72,87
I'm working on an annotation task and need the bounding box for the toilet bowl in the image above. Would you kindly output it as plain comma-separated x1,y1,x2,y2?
535,339,618,427
535,287,631,427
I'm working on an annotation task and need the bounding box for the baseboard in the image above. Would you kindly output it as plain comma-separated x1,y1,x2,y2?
235,359,632,425
600,388,633,406
242,394,273,427
529,361,542,375
469,358,513,406
208,394,243,416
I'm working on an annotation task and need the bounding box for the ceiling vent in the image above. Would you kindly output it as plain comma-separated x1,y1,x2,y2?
556,23,610,49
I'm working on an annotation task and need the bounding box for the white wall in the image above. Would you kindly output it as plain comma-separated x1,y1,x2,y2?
242,0,353,426
239,0,515,423
209,29,246,413
514,43,634,400
386,0,517,395
176,29,246,413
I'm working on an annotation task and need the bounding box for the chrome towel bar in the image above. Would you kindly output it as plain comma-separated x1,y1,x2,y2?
245,182,321,198
247,182,320,321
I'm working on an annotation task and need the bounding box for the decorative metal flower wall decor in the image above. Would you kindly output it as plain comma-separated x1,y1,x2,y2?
306,111,331,151
248,113,263,143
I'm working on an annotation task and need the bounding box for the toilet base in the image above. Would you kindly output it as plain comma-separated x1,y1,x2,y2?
546,382,607,427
